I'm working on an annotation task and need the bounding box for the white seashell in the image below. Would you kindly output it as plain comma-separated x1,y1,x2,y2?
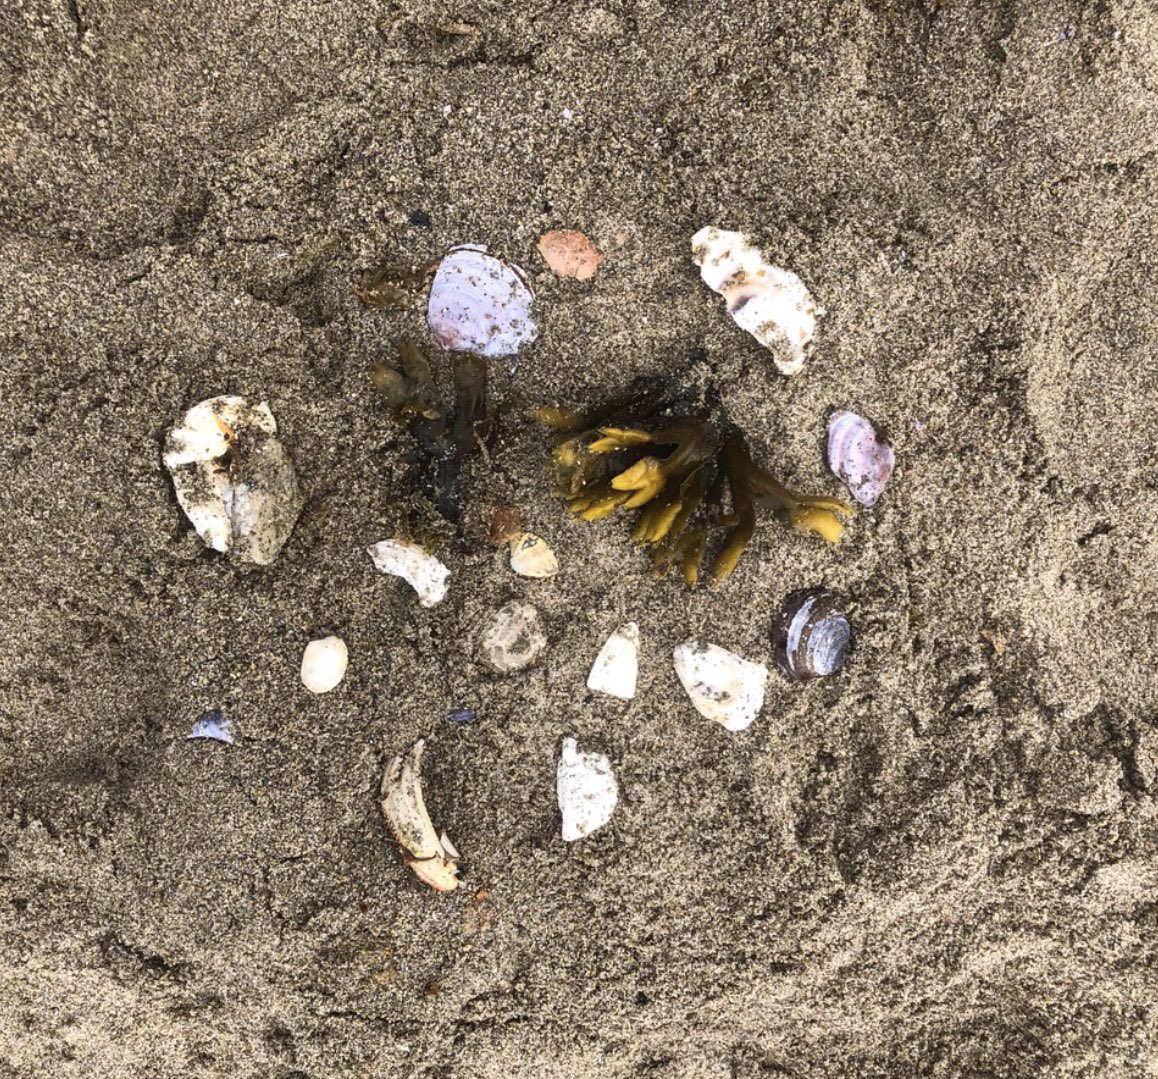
691,226,819,376
300,636,348,694
508,531,559,578
586,622,639,701
556,737,619,842
426,244,538,358
672,640,767,732
163,396,302,564
380,740,460,893
826,410,895,507
367,539,450,608
482,601,547,673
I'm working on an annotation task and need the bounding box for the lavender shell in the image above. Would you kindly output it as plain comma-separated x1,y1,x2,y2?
826,410,895,507
426,244,538,358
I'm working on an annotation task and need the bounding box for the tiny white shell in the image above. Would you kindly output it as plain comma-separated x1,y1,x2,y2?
300,636,348,694
586,622,639,701
691,226,819,376
508,531,559,578
826,410,895,507
366,539,451,608
482,601,547,673
163,396,302,564
557,737,619,842
426,244,538,358
672,640,767,732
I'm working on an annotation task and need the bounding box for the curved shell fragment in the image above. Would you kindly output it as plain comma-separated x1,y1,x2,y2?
380,740,460,893
672,640,767,732
691,226,819,376
508,531,559,578
367,539,450,608
827,410,895,507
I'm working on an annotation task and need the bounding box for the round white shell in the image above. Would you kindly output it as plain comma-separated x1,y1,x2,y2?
827,410,895,507
672,640,767,732
427,244,538,358
557,737,619,842
482,601,547,673
586,622,639,701
300,636,348,694
163,396,302,565
508,532,559,578
691,226,819,376
367,539,451,608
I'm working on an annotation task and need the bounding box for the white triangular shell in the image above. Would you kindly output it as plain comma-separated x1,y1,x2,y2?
672,640,767,732
557,737,619,842
300,636,348,694
508,531,559,578
163,396,302,565
427,244,538,358
586,622,639,701
691,226,819,376
367,539,451,608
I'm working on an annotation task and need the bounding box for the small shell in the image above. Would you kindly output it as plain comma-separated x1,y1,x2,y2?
367,539,450,608
187,710,235,745
827,411,895,507
300,636,348,694
772,589,851,681
426,244,537,358
537,230,604,281
672,640,767,732
557,737,619,842
163,396,302,564
482,601,547,673
446,707,478,725
691,226,819,376
586,622,639,701
380,740,460,893
508,532,559,578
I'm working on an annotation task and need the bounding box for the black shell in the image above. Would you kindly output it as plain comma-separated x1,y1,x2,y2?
772,589,851,681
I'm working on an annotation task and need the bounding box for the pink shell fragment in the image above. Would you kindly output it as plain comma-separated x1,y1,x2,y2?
827,411,895,507
426,244,538,358
537,230,604,281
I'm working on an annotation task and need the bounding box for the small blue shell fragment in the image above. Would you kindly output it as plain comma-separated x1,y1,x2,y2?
446,707,478,725
187,710,235,745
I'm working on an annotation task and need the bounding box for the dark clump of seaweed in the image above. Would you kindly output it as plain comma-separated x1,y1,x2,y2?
370,339,492,524
534,386,853,585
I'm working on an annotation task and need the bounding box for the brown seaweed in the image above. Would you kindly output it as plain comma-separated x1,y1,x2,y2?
538,401,852,584
370,339,491,523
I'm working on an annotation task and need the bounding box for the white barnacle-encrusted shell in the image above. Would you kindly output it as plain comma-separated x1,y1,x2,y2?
163,396,303,565
300,636,349,694
557,737,619,842
427,244,538,358
481,601,547,673
586,622,639,701
508,531,559,578
672,640,767,732
691,226,819,376
827,410,895,507
367,539,450,608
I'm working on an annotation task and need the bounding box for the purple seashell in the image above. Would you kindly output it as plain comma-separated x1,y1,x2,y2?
187,710,235,745
826,410,895,507
446,707,478,725
772,589,851,681
426,244,538,359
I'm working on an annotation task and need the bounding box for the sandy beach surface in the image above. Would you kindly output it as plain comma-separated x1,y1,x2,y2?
2,1,1157,1075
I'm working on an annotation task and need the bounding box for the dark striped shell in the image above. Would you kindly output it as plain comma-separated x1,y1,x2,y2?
772,589,851,681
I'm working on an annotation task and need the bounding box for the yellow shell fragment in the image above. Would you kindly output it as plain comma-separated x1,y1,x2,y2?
508,531,560,578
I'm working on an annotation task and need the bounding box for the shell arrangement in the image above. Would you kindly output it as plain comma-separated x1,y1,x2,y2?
536,402,853,585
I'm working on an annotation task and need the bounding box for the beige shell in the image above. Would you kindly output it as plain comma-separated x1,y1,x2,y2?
508,531,559,578
380,741,460,893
